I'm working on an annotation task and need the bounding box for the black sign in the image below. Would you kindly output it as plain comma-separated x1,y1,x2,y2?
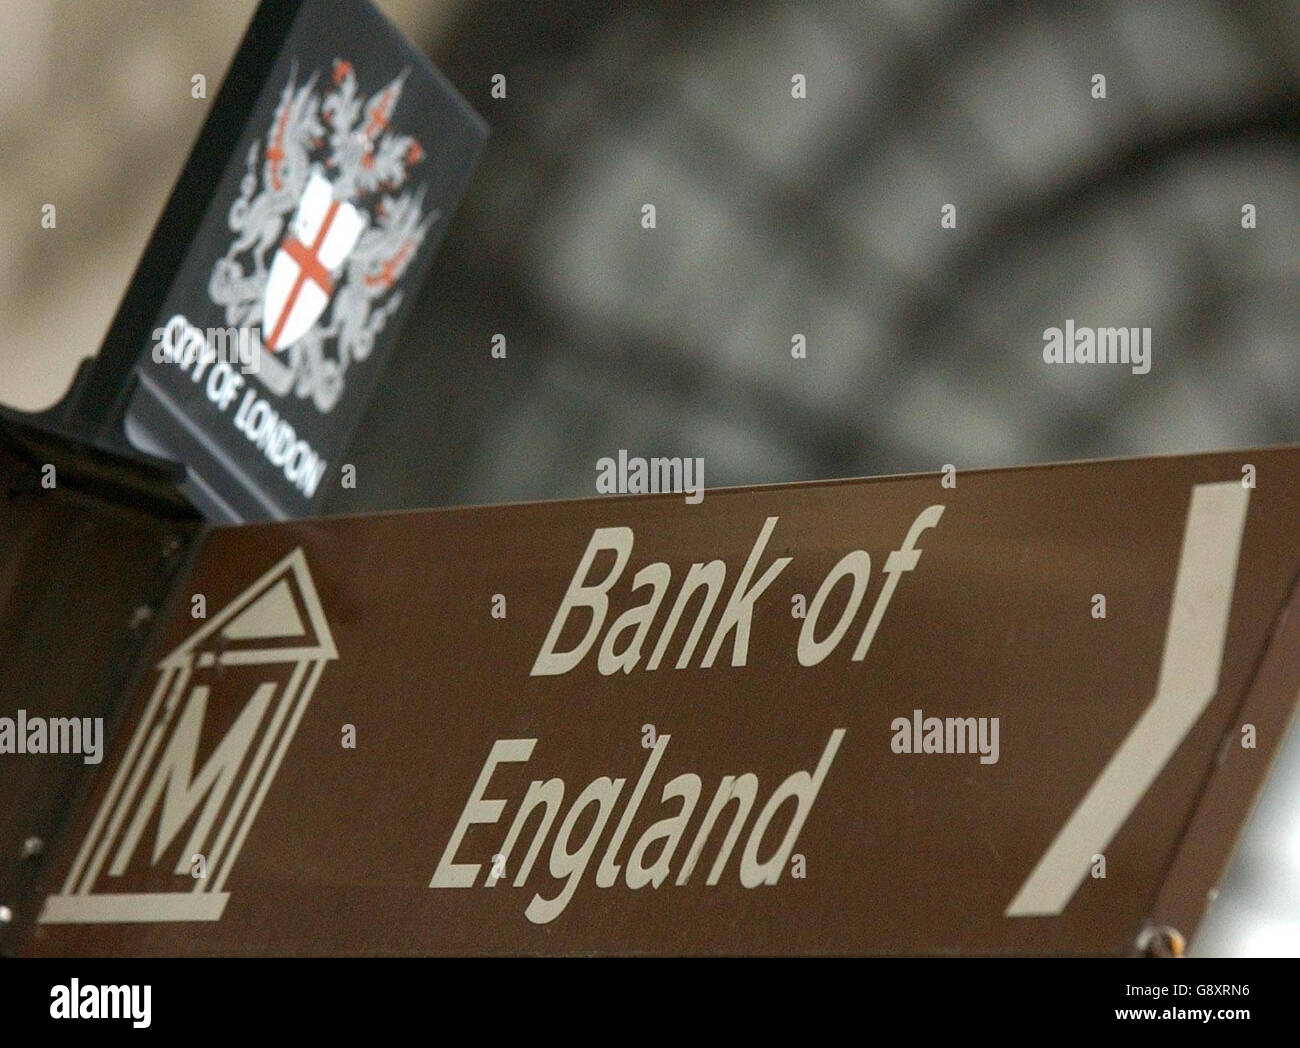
116,0,486,521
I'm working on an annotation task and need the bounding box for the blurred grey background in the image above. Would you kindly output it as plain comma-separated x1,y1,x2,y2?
1,0,1298,954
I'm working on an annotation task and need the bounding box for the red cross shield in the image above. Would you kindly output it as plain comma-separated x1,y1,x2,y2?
263,171,364,352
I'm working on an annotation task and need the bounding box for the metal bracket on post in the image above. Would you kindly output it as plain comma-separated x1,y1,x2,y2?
0,414,206,956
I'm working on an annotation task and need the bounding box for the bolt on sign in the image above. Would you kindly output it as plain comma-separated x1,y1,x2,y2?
24,447,1300,955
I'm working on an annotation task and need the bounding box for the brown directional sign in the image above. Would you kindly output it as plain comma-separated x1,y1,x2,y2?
23,446,1300,955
